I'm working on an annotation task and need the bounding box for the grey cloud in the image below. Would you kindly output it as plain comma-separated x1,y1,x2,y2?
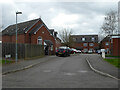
2,1,118,35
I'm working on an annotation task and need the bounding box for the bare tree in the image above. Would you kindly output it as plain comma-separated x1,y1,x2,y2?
59,29,74,47
101,10,118,36
98,29,105,42
99,10,118,54
0,24,4,32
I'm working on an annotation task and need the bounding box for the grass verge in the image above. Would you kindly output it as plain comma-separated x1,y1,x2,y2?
105,55,120,58
104,58,120,68
0,60,15,64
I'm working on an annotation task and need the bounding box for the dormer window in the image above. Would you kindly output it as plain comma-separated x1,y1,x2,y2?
82,37,85,41
73,38,76,42
91,37,95,41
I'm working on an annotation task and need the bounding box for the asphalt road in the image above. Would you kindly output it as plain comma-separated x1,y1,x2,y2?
2,54,118,88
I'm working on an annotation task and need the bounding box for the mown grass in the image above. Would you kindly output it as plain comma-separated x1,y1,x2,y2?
0,60,15,64
105,55,120,58
104,58,120,68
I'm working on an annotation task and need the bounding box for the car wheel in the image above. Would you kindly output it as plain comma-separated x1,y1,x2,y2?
64,53,67,57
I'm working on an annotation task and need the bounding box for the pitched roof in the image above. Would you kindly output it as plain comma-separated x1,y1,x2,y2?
101,34,120,42
2,18,59,40
71,35,98,43
29,23,44,34
44,40,53,46
2,18,39,35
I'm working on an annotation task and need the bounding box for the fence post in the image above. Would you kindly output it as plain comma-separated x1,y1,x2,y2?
24,44,27,59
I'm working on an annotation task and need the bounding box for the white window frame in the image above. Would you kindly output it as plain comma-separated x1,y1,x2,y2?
89,43,94,46
83,43,88,46
91,37,95,41
82,37,85,41
37,36,42,45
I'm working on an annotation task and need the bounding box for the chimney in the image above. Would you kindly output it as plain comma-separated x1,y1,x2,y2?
54,32,57,37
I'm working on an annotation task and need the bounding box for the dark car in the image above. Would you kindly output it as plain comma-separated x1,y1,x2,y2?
56,47,71,57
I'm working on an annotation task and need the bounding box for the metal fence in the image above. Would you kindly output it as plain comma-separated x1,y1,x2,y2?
2,43,44,60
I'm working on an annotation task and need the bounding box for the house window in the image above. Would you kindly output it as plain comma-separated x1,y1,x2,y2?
82,37,85,41
73,38,76,41
51,45,53,51
89,43,94,46
83,43,88,46
105,42,109,46
37,36,42,45
91,37,95,41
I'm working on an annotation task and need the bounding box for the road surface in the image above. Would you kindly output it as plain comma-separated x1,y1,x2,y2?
2,54,118,88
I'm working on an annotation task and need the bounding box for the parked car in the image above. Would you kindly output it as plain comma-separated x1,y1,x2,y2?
56,47,71,57
76,50,81,53
88,50,93,54
82,49,88,53
70,48,77,54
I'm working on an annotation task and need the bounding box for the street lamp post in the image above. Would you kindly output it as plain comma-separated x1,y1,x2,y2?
16,11,22,63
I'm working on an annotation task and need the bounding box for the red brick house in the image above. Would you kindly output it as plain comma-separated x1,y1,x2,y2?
100,35,112,54
2,18,61,55
71,35,99,53
112,36,120,56
100,34,120,56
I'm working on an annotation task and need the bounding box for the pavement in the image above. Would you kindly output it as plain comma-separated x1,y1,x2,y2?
85,54,120,79
2,54,120,80
2,56,57,75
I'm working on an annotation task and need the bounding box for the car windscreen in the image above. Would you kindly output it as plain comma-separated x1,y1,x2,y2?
58,49,65,51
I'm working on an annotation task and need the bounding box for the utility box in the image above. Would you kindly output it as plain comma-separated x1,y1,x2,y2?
101,49,105,59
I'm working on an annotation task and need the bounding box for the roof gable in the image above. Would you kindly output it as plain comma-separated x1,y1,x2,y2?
2,18,40,35
101,34,120,42
2,18,58,40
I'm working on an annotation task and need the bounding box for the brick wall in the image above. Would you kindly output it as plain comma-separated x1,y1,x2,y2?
73,42,99,51
2,34,25,44
112,38,120,56
2,35,11,43
101,41,112,54
25,20,43,43
31,26,56,54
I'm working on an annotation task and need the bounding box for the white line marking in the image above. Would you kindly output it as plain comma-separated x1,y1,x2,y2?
63,72,76,76
43,70,52,73
77,70,88,73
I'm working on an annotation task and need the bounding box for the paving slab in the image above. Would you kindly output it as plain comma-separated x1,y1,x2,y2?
2,56,57,74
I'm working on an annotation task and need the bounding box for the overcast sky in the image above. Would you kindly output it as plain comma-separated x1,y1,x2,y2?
1,0,119,35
